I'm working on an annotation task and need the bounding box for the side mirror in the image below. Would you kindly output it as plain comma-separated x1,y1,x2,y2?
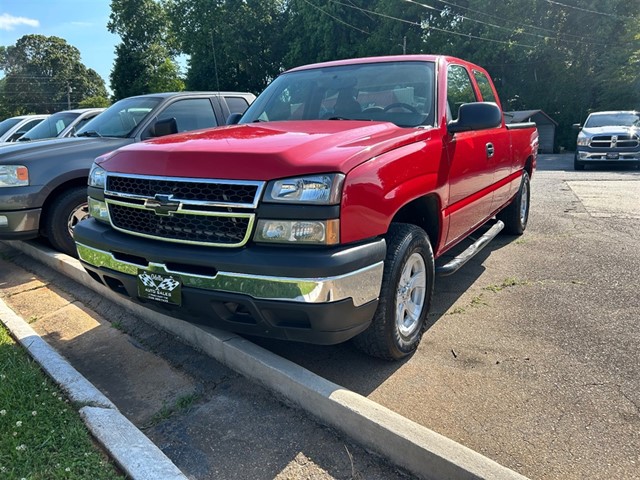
572,123,582,131
148,117,178,138
448,102,502,134
226,113,243,125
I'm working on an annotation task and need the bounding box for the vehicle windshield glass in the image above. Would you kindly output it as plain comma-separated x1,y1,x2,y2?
0,118,22,137
20,112,79,140
240,61,435,128
584,112,640,128
76,97,162,138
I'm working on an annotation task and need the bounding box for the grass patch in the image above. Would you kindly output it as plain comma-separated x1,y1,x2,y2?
0,324,124,479
470,294,488,306
484,277,528,293
110,321,124,331
144,393,200,429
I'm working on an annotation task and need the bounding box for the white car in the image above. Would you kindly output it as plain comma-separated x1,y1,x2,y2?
14,108,106,143
0,114,49,143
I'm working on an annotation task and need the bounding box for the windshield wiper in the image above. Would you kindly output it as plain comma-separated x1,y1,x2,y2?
76,130,102,138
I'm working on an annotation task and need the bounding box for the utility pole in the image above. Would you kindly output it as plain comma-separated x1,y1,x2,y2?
403,36,407,55
67,83,72,109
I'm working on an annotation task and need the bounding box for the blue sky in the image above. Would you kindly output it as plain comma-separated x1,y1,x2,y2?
0,1,118,89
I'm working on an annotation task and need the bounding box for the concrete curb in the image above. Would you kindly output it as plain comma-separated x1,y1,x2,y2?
4,240,530,480
0,260,188,480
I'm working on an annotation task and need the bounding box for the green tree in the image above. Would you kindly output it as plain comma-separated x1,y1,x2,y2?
167,0,285,93
411,0,639,149
108,0,184,99
78,95,111,108
0,35,108,115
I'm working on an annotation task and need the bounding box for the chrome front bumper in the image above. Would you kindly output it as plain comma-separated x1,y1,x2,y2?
76,242,384,307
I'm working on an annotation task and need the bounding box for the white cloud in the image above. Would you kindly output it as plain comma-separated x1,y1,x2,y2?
0,13,40,31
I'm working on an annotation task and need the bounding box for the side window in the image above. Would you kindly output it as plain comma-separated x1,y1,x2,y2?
18,119,43,134
71,116,95,134
473,70,497,103
226,97,250,115
446,65,477,121
157,98,218,133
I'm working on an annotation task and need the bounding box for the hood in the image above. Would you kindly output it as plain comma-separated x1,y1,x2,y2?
99,121,431,180
581,125,639,137
0,136,132,165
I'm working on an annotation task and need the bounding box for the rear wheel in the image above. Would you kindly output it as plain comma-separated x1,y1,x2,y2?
498,170,530,235
353,224,434,360
43,186,89,257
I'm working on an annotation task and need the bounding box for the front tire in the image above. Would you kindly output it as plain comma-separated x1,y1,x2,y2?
353,224,435,360
574,154,585,171
43,186,89,257
498,170,530,235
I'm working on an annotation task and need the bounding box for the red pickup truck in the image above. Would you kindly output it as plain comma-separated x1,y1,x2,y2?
74,55,538,360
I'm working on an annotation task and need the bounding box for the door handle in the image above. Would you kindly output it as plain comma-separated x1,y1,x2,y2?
486,143,495,158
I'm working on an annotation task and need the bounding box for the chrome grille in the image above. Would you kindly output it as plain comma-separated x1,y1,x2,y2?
105,174,264,247
590,135,639,149
106,175,259,205
109,204,251,245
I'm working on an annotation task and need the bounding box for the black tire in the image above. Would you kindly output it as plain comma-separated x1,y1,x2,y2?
43,186,89,257
498,170,530,235
574,155,585,171
352,224,435,360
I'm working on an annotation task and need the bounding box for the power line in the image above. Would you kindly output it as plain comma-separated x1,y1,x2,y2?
328,0,538,49
432,0,589,40
545,0,624,19
406,0,611,47
300,0,371,35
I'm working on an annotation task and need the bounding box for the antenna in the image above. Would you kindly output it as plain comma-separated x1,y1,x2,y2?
210,32,225,119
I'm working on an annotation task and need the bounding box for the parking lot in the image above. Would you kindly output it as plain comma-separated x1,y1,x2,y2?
1,153,639,480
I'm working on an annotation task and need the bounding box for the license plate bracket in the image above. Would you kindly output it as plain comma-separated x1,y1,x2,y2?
137,270,182,305
606,152,619,159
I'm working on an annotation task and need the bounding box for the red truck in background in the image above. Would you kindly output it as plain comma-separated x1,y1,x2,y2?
74,55,538,360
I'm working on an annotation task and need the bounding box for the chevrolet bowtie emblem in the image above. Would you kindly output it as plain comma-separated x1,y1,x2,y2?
144,194,180,216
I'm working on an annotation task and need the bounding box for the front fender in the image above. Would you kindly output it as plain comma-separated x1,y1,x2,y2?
340,139,444,244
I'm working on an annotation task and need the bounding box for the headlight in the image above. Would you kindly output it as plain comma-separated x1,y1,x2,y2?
576,136,590,147
88,164,106,188
264,174,344,204
0,165,29,187
254,219,339,245
88,197,110,222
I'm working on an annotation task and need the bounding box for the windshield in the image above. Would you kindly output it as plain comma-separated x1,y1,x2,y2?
19,112,79,140
240,61,435,128
76,97,162,138
0,118,22,137
584,112,640,128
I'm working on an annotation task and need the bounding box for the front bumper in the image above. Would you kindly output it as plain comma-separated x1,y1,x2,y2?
576,149,640,163
74,219,385,344
0,208,41,239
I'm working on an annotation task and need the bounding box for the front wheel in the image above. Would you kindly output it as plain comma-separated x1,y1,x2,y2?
574,154,585,171
43,186,89,257
498,170,530,235
352,224,435,360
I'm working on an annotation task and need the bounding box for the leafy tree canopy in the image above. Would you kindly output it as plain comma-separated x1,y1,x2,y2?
0,34,108,116
108,0,184,99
